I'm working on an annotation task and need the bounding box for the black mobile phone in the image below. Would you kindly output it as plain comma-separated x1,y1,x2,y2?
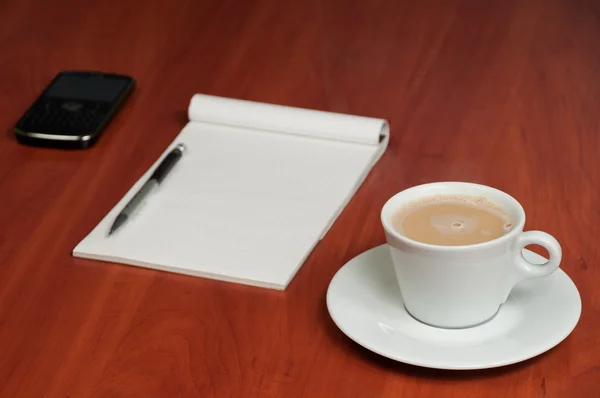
14,70,135,149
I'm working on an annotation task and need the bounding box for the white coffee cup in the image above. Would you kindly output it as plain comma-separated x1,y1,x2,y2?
380,182,562,329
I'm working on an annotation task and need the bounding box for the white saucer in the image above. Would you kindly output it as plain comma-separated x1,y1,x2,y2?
326,244,581,370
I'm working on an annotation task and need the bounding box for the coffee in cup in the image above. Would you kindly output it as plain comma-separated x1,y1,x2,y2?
391,195,514,246
381,182,562,329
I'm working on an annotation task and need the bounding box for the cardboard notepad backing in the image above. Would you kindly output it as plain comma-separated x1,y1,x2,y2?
73,94,389,289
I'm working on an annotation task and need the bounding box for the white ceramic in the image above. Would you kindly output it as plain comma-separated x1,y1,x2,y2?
326,245,581,370
381,182,562,329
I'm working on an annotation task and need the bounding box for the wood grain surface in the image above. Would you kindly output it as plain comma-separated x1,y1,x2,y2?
1,0,599,396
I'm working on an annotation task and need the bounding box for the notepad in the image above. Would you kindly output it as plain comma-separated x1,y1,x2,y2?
73,94,389,289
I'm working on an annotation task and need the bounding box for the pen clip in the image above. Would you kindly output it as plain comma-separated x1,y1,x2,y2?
150,144,185,183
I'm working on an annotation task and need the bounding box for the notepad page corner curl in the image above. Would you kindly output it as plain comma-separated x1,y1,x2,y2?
188,93,390,146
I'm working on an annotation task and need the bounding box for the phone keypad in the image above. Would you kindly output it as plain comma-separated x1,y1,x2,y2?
17,99,107,135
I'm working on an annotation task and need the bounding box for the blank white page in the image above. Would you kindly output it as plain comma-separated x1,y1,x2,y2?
73,96,388,289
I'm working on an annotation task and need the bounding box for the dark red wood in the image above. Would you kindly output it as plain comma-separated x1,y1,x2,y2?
1,0,598,396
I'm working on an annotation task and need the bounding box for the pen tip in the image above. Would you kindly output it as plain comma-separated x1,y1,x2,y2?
108,214,127,237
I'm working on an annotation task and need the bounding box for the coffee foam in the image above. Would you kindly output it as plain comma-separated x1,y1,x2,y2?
399,195,509,215
393,194,513,236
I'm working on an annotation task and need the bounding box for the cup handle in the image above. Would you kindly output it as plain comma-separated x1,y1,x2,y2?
513,231,562,278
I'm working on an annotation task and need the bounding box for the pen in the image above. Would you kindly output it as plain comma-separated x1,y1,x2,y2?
108,143,186,236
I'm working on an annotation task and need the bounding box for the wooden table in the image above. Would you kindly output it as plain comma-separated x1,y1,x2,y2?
1,0,598,396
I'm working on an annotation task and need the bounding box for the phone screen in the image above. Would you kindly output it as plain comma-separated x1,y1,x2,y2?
45,74,131,102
